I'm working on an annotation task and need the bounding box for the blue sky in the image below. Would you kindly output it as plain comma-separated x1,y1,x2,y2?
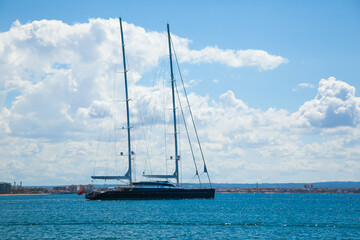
0,0,360,185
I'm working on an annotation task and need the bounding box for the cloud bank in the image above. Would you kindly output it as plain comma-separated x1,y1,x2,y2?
0,19,359,185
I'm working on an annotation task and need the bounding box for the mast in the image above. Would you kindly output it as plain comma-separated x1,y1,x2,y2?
167,24,180,187
142,24,179,184
120,17,132,184
91,18,133,183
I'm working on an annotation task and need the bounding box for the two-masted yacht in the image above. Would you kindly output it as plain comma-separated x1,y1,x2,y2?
85,18,214,200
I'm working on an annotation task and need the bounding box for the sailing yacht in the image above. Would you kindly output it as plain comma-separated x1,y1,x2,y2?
85,18,215,200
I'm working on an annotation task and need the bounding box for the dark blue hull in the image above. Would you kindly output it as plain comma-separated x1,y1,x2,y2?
85,188,215,200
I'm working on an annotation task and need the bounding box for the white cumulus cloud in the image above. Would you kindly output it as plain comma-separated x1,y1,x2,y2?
175,45,288,70
294,77,360,128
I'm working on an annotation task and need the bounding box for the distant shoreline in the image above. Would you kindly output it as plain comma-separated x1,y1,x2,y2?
1,187,360,196
216,187,360,194
0,193,51,196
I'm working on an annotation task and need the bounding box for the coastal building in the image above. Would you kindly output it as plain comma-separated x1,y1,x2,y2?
0,182,11,193
53,186,67,192
79,184,94,192
68,185,78,193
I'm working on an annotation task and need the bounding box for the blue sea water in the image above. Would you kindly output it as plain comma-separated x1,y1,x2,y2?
0,193,359,239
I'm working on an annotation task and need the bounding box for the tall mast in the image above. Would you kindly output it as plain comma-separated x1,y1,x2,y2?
167,24,179,187
119,17,132,184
